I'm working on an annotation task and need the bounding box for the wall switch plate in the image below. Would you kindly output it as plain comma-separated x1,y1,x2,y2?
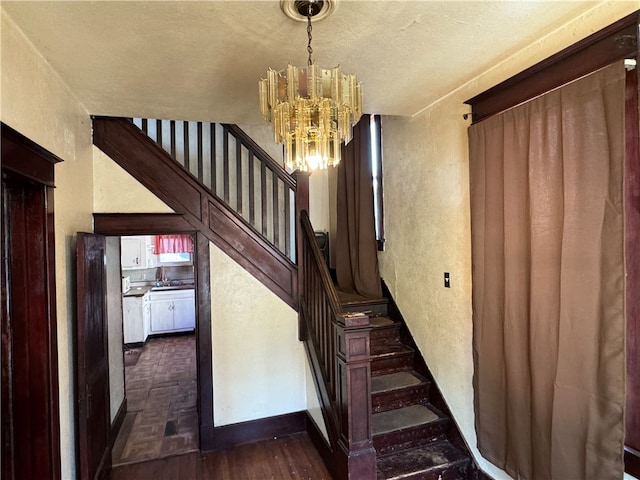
444,272,450,288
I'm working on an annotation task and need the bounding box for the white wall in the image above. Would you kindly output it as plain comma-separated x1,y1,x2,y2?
1,10,94,480
106,237,125,422
210,242,307,424
378,3,638,479
93,147,173,213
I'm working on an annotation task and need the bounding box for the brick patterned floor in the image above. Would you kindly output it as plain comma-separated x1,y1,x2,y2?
112,335,198,466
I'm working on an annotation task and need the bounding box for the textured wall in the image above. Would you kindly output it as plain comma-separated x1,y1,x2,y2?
378,3,638,479
210,243,306,425
93,147,173,213
106,237,125,422
1,10,94,479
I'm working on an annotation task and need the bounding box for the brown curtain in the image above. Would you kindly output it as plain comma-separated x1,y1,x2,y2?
469,62,626,480
336,117,382,298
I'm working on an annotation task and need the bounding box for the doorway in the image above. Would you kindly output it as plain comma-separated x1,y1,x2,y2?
111,233,199,465
1,124,61,480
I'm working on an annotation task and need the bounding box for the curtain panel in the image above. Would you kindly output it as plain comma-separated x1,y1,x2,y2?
154,234,194,254
469,62,626,479
336,117,382,298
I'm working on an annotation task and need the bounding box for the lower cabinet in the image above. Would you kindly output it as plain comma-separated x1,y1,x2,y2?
123,293,150,344
148,289,195,334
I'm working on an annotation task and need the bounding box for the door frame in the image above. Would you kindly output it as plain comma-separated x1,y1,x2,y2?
75,232,111,480
1,122,62,480
93,214,213,449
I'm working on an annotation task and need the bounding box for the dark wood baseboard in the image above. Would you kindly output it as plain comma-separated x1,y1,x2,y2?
110,398,127,448
626,445,640,478
304,411,334,477
203,411,307,451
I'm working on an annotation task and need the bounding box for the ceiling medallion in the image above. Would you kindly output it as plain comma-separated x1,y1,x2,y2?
280,0,336,23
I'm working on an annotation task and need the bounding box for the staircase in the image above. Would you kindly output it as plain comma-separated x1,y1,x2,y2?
94,115,477,479
340,292,473,480
92,116,299,308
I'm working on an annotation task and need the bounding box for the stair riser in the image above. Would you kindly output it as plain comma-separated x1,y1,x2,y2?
370,326,401,345
371,352,415,375
374,420,449,455
378,461,471,480
372,385,431,413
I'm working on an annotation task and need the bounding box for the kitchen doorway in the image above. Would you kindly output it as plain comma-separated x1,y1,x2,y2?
94,216,214,458
113,233,198,466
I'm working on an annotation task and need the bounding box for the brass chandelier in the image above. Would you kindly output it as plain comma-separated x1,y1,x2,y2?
259,0,362,172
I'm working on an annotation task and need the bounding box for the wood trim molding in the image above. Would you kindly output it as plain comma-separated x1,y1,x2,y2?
93,213,192,235
205,411,307,451
625,446,640,478
465,11,639,123
1,129,61,480
110,399,127,451
89,218,214,458
304,412,334,477
195,232,214,450
1,122,63,186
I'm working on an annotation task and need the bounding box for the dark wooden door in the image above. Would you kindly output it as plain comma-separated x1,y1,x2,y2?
76,233,111,480
1,123,61,480
1,170,61,480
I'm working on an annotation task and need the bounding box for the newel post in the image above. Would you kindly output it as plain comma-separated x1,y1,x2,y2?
292,170,310,339
336,313,376,480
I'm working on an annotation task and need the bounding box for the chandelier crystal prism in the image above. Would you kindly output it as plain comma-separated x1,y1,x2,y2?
259,0,362,172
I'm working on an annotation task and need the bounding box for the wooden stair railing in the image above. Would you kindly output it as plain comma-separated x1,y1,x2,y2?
132,118,295,261
92,116,297,308
298,209,376,479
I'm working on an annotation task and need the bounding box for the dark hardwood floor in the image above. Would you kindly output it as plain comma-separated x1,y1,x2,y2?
110,433,333,480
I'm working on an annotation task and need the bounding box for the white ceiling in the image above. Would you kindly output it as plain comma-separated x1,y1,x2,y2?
3,1,606,125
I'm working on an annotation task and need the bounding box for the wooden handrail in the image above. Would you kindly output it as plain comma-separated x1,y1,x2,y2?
298,209,376,479
93,116,298,308
223,124,296,191
131,118,296,262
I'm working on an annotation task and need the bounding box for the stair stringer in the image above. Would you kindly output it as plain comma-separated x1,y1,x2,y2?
92,116,298,309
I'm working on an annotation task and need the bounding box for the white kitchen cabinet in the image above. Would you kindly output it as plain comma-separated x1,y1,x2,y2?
121,237,144,269
148,289,195,334
123,294,148,344
120,236,157,269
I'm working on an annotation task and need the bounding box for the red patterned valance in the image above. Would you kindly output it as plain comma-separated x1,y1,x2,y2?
154,234,193,254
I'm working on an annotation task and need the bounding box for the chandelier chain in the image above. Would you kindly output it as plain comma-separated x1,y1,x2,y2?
306,2,313,65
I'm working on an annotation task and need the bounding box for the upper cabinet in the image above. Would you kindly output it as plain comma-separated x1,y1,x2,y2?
121,236,156,269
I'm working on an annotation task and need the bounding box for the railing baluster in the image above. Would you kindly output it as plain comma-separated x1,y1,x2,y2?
170,120,176,159
197,122,204,184
223,127,230,203
210,123,216,195
183,121,190,172
132,118,296,261
261,162,267,237
284,185,291,258
156,119,163,147
249,152,255,225
272,172,279,249
236,136,242,215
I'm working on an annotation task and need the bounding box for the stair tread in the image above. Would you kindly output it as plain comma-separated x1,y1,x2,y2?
371,343,414,357
377,441,469,480
371,316,397,328
373,405,444,436
372,371,427,394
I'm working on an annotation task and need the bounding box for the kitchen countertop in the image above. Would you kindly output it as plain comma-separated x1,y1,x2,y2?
123,284,195,297
123,286,153,297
